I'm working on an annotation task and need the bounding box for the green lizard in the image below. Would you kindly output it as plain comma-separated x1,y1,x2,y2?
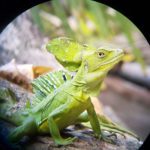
0,37,138,146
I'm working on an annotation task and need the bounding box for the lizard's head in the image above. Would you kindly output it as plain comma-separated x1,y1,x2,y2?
46,37,124,73
82,47,124,73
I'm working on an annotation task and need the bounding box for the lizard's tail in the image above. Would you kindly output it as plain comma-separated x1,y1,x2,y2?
0,87,17,105
0,87,23,126
0,106,24,126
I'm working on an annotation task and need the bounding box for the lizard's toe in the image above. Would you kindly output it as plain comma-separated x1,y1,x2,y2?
100,132,117,144
55,136,77,146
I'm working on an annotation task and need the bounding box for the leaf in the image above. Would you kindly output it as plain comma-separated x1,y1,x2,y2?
32,66,52,78
0,60,32,91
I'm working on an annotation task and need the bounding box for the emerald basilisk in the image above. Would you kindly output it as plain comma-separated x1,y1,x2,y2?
0,37,138,145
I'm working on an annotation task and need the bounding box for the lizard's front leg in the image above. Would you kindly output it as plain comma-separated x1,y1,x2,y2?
86,98,101,138
47,104,76,145
81,98,117,143
76,110,139,141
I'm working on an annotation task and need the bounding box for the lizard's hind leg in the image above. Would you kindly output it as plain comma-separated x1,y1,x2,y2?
47,103,77,145
48,117,76,145
8,117,38,143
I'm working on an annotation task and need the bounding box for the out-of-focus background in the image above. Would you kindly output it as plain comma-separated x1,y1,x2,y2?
0,0,150,141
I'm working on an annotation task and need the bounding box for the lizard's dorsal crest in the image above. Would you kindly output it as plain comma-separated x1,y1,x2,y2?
31,70,72,106
46,37,96,71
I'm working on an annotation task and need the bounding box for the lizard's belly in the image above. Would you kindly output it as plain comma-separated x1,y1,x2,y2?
38,99,89,134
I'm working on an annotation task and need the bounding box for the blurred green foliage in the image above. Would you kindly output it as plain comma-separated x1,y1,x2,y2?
30,0,145,68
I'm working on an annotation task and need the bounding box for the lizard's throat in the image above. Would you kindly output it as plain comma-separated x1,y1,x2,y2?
84,70,107,87
73,63,107,90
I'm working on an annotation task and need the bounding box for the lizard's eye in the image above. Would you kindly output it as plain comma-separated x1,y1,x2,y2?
98,52,105,58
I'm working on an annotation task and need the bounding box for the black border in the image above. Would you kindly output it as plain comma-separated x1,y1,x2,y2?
0,0,149,43
0,0,149,149
0,0,48,33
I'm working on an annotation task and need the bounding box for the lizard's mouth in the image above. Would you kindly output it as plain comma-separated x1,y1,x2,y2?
94,53,124,71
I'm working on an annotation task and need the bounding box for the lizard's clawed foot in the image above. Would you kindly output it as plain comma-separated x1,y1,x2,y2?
107,132,117,139
55,137,77,146
100,132,117,144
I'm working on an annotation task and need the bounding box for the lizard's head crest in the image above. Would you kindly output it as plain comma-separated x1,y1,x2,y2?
83,47,124,73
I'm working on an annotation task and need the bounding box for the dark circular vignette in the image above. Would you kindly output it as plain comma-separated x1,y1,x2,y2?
95,0,149,44
139,134,150,150
0,0,149,149
0,0,49,33
0,0,149,43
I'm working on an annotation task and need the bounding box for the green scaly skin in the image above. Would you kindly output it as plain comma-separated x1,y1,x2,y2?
0,38,139,146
